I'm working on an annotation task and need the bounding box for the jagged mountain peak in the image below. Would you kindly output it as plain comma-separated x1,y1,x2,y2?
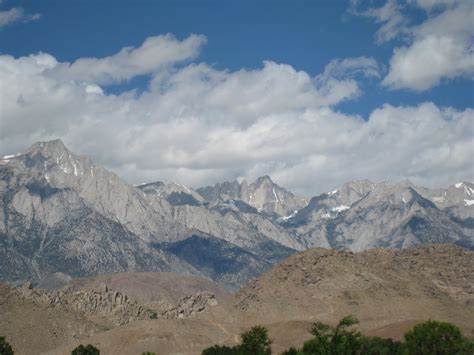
1,139,96,183
1,139,70,161
254,175,274,185
197,175,308,217
28,139,69,156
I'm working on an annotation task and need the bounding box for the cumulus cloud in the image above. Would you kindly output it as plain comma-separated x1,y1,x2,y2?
48,34,207,85
353,0,473,91
0,35,472,196
0,7,40,28
383,35,473,91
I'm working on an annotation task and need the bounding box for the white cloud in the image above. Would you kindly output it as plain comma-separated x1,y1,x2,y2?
0,7,40,28
383,35,473,91
408,0,461,11
350,0,409,44
352,0,473,91
48,34,207,85
316,56,380,86
0,35,472,196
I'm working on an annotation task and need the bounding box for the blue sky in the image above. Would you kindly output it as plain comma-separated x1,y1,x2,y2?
0,0,473,194
2,0,472,116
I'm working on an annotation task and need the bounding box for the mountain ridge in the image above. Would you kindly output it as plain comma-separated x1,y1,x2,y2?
1,139,473,290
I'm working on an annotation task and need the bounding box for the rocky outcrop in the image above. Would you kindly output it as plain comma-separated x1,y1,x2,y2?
16,282,156,326
14,281,220,326
154,291,218,319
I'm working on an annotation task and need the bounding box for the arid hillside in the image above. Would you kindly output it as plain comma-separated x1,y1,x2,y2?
234,244,474,334
1,244,473,354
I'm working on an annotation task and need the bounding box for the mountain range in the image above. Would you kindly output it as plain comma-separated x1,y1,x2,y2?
1,139,473,289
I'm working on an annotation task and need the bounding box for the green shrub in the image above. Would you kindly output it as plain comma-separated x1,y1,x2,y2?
71,344,100,355
203,317,474,355
0,336,14,355
404,320,472,355
357,336,405,355
202,325,272,355
239,325,272,355
202,345,240,354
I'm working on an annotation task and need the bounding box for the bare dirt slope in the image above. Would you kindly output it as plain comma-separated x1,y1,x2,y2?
1,244,473,354
0,283,105,355
234,244,474,335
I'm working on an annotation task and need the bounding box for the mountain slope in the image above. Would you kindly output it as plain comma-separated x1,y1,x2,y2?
282,180,473,251
234,244,474,333
1,140,473,290
0,140,300,289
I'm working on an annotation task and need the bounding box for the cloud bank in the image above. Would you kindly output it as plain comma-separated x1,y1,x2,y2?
0,33,472,196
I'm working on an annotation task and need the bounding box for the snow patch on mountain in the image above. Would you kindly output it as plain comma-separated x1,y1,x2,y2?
331,205,350,213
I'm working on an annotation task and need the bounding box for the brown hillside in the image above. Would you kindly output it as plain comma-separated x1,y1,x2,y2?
1,244,473,354
234,244,474,334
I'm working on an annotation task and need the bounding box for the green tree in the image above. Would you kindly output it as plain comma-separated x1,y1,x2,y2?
239,325,272,355
202,325,272,355
286,315,405,355
281,347,299,355
404,320,472,355
300,315,362,354
71,344,100,355
357,336,405,355
0,336,14,355
202,345,240,355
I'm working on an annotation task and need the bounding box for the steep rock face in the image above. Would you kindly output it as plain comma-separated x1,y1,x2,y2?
0,141,198,284
420,181,474,239
156,233,290,290
0,204,194,283
197,175,308,217
137,181,206,207
282,181,473,251
0,140,300,289
0,140,181,242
